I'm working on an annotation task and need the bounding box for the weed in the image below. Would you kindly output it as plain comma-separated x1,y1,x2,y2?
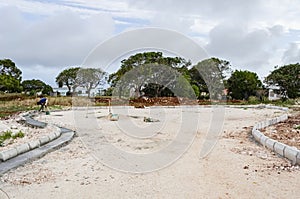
12,131,25,139
0,130,25,147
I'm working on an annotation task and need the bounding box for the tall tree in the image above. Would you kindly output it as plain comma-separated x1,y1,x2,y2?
22,79,53,95
227,70,262,100
108,51,191,98
0,75,21,92
0,59,22,92
55,67,80,95
265,63,300,98
0,59,22,81
76,68,107,97
189,57,232,99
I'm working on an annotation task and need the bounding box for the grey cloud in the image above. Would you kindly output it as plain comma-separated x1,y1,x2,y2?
205,22,273,71
268,25,284,37
128,0,262,21
0,6,115,67
282,43,300,64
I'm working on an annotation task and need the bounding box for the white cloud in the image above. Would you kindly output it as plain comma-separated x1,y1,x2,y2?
1,0,300,85
206,22,271,63
282,43,300,64
204,21,289,80
0,6,115,86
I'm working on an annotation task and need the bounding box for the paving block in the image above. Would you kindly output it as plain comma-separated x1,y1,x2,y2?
284,146,299,165
28,140,40,149
39,135,50,145
0,148,18,161
48,132,57,140
256,122,262,129
15,143,30,154
259,134,269,147
296,152,300,165
54,130,61,138
252,130,262,141
282,114,288,120
265,138,276,151
260,121,267,129
274,142,287,156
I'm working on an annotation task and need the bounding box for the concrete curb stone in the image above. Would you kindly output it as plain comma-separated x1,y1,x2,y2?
284,146,299,165
265,138,277,151
0,148,18,161
28,140,40,149
0,117,62,162
15,143,30,154
274,142,287,157
259,135,269,147
0,111,75,174
251,106,300,165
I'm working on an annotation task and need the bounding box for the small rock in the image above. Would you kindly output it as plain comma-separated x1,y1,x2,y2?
11,125,18,129
243,165,249,169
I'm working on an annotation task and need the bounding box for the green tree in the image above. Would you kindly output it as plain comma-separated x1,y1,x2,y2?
189,57,231,99
55,67,80,95
227,70,262,100
0,74,21,92
76,68,107,97
22,79,53,95
0,59,22,92
0,59,22,81
265,63,300,98
108,52,191,98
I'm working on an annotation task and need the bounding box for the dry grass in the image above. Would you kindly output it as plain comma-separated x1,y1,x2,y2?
0,95,73,118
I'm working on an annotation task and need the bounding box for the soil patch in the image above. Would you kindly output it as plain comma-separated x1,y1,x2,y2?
261,114,300,149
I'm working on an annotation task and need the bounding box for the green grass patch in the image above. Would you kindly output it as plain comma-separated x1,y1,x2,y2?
0,130,25,146
0,105,37,118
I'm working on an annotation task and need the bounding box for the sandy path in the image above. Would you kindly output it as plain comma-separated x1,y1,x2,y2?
0,106,299,199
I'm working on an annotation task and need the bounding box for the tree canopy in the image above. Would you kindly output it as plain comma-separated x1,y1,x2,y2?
22,79,53,95
109,51,192,98
265,63,300,98
55,67,80,95
76,68,107,97
189,57,231,99
0,59,22,92
109,52,190,84
227,70,262,100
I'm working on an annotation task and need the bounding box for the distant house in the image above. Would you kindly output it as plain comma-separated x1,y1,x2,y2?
268,85,286,101
52,86,102,97
52,87,69,96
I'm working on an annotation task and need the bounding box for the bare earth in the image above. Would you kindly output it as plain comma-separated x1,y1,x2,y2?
0,106,299,199
262,114,300,149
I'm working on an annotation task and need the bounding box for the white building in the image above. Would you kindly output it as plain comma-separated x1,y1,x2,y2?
52,86,102,97
268,85,284,101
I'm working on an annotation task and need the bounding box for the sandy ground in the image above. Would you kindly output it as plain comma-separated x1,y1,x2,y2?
0,106,300,199
0,114,57,151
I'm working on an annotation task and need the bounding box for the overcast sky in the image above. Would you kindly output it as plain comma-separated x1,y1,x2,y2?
0,0,300,87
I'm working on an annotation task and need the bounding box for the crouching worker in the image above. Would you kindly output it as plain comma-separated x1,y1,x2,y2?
37,97,48,112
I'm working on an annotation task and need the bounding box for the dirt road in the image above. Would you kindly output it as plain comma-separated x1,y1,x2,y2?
0,106,299,199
